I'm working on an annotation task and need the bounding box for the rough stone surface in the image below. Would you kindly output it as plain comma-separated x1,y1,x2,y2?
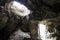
0,0,60,40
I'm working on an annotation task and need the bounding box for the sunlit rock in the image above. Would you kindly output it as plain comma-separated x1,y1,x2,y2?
7,1,31,17
38,19,58,40
9,29,31,40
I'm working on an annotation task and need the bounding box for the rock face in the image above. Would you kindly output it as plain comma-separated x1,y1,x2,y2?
29,21,38,40
29,18,60,40
0,0,60,40
26,0,60,20
9,29,31,40
38,19,60,40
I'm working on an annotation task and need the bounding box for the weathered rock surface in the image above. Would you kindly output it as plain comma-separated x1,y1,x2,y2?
0,0,60,40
